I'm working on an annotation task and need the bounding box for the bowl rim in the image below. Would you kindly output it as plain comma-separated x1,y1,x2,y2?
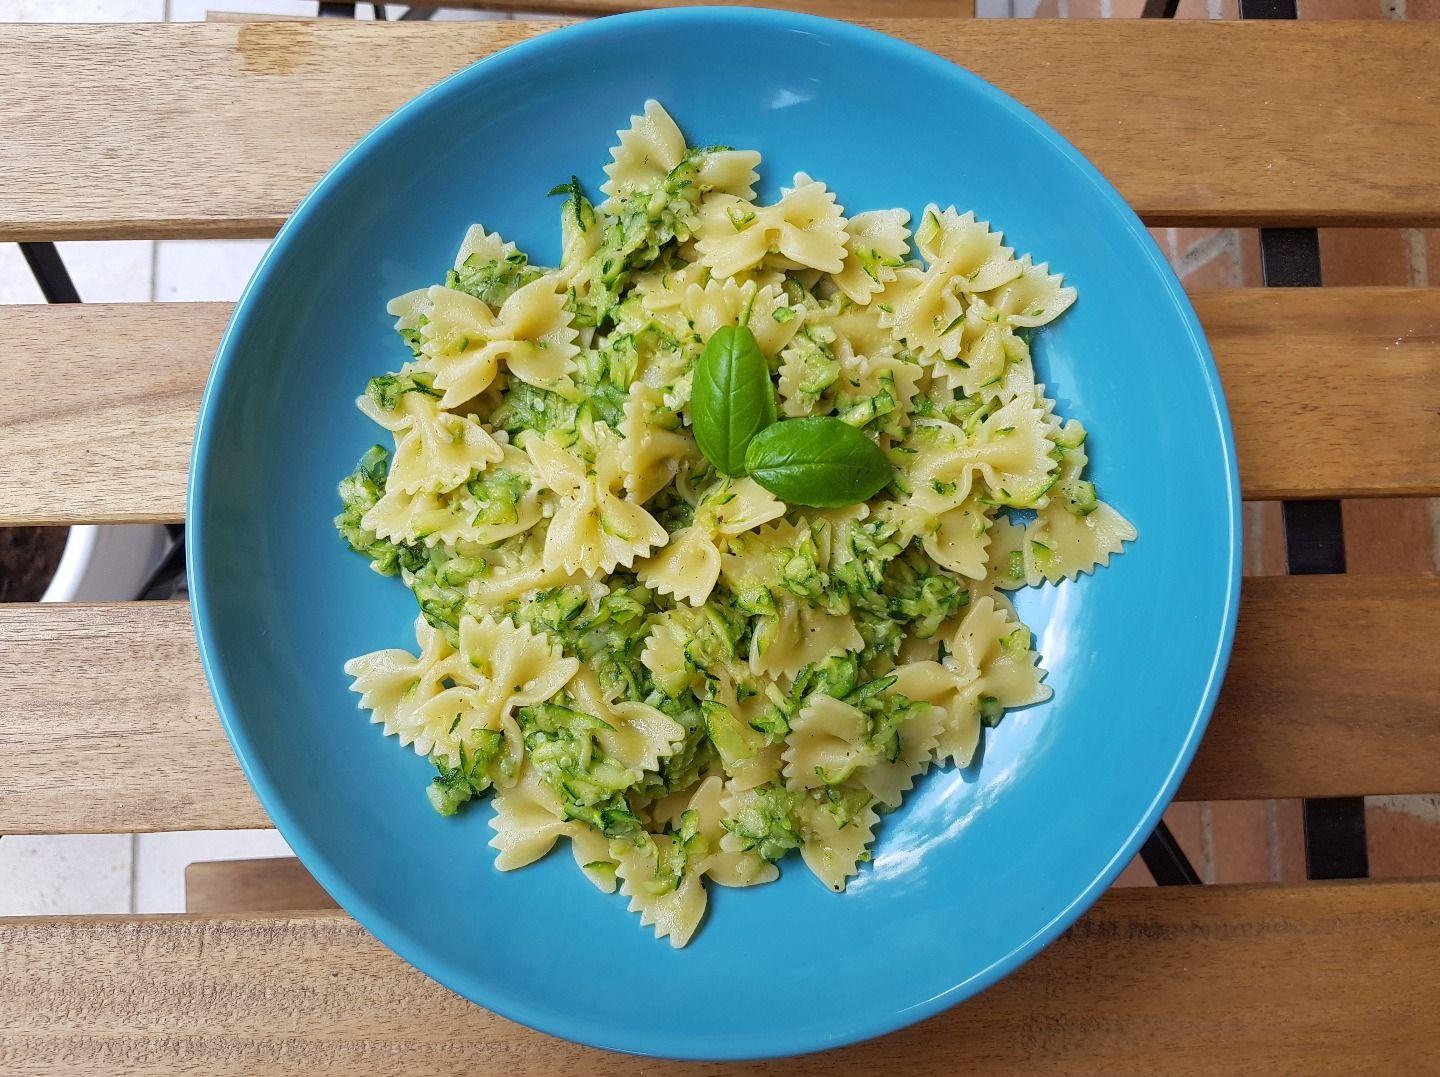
188,6,1242,1060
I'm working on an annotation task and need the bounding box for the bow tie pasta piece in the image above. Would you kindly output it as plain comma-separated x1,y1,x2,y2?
921,499,995,580
612,831,709,948
703,676,786,791
346,614,576,770
782,693,879,791
357,386,504,496
987,417,1136,587
695,174,848,279
391,276,579,407
489,762,620,893
638,477,785,605
833,209,912,306
891,597,1050,766
902,394,1058,517
522,427,668,576
681,775,781,888
983,254,1077,329
797,786,880,893
602,99,687,207
915,206,1022,295
684,276,805,359
619,383,693,503
568,667,686,775
602,99,761,213
453,222,519,270
359,443,542,549
344,614,455,755
613,773,780,949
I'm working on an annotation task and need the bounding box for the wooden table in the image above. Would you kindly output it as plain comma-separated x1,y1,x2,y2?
2,9,1439,1074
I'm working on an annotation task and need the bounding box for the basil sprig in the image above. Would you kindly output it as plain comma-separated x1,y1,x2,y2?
744,417,891,508
691,325,777,477
689,326,891,507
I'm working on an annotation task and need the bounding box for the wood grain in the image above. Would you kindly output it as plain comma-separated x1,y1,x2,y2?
2,575,1436,834
0,304,212,526
2,881,1438,1073
2,20,1438,240
1179,575,1440,801
214,0,979,18
3,288,1435,526
185,858,339,915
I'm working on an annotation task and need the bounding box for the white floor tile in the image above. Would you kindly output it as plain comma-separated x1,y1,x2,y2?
0,243,43,303
167,0,335,19
0,835,133,915
133,829,293,913
0,241,153,304
0,0,163,19
153,238,269,302
427,6,512,18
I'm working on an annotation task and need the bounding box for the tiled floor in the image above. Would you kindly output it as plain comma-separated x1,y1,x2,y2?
2,0,1435,916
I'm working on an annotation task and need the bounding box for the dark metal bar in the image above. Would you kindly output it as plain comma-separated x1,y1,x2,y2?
1140,0,1181,16
1238,0,1298,16
1140,820,1203,885
317,2,353,15
135,534,188,602
1258,228,1323,287
1282,500,1346,574
18,243,81,304
1302,798,1371,880
400,5,436,17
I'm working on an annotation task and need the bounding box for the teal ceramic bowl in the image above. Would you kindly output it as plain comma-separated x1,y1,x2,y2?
189,8,1240,1060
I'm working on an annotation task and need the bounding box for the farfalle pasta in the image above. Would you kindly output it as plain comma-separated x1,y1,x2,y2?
336,101,1134,947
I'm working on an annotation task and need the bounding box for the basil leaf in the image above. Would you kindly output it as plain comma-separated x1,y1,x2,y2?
744,417,892,508
691,325,776,477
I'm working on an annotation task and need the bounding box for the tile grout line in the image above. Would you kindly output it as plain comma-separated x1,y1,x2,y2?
129,833,140,913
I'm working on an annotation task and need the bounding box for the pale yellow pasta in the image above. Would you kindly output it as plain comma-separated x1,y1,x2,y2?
522,426,668,576
489,763,619,893
340,99,1134,948
798,792,879,893
346,614,576,767
695,174,848,278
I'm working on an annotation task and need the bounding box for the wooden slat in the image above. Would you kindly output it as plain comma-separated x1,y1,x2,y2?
1,575,1436,834
185,858,339,915
214,0,980,18
2,21,1438,239
2,881,1438,1073
2,288,1435,526
0,304,212,526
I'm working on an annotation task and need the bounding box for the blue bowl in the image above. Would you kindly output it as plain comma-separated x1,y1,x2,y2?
189,8,1240,1061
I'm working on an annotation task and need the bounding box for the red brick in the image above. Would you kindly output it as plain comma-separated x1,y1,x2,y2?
1243,501,1288,576
1148,226,1175,264
1366,798,1440,878
1164,801,1206,874
1112,855,1155,888
1174,228,1243,290
1342,498,1440,575
1175,0,1239,18
1318,227,1416,286
1273,799,1308,883
1297,0,1383,15
1207,800,1271,884
1411,0,1440,18
1237,228,1264,286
